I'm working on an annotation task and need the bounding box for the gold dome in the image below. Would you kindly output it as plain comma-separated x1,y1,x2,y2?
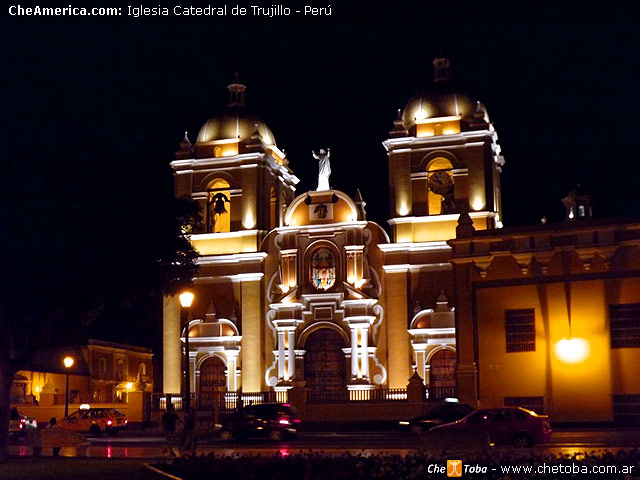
401,56,489,130
194,76,277,149
402,89,475,128
195,108,276,146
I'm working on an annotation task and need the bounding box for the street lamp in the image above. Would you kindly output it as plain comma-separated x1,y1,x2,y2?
179,291,195,411
63,356,74,418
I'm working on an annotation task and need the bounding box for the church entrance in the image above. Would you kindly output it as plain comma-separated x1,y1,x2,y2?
429,349,456,399
198,356,226,410
304,328,347,402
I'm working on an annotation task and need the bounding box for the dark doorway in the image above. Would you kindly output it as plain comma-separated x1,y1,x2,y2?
304,328,347,402
429,349,457,399
199,356,226,410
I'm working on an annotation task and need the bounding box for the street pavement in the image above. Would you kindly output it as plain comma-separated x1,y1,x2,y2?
3,429,640,480
6,427,640,459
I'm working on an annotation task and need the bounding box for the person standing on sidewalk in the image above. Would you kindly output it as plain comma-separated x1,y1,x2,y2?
180,407,196,456
161,404,180,457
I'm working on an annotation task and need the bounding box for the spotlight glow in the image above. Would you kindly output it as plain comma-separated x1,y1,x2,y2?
554,337,590,364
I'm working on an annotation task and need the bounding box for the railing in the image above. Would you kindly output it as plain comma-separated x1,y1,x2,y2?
53,392,126,405
149,385,458,418
151,391,279,414
427,385,457,400
308,388,408,403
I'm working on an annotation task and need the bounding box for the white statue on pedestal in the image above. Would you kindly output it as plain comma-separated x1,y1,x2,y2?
313,148,331,191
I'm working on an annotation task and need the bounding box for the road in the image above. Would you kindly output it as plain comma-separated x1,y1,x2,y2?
9,428,640,458
68,428,640,457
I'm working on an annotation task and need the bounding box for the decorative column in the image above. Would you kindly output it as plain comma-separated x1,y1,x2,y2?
280,250,298,292
277,330,286,380
360,325,370,378
225,350,239,392
345,319,375,383
350,327,358,378
287,329,295,380
272,315,303,385
345,245,365,288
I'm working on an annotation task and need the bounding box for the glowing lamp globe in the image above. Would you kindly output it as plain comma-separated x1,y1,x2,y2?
179,291,195,308
554,338,590,364
63,356,74,369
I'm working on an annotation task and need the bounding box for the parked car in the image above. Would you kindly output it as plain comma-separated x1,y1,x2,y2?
58,406,128,436
8,408,37,436
399,402,474,434
430,407,552,447
219,403,300,441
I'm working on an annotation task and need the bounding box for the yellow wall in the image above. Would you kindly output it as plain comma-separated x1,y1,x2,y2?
394,214,493,243
241,279,263,392
190,231,259,255
609,278,640,394
384,270,411,388
163,295,182,394
477,280,617,422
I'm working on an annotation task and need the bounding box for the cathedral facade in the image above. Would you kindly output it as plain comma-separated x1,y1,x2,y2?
163,59,640,423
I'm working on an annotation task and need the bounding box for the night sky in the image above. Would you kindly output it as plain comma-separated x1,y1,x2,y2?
2,3,639,349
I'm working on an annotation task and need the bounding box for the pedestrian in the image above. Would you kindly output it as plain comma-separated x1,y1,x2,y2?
27,424,43,456
47,417,61,456
161,404,181,457
180,407,196,456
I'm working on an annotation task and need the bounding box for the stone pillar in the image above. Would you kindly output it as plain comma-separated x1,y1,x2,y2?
287,330,295,380
385,268,411,388
350,327,358,378
360,326,369,378
163,295,181,394
226,350,239,392
453,261,478,406
127,391,144,424
288,380,307,421
277,330,285,379
241,277,263,392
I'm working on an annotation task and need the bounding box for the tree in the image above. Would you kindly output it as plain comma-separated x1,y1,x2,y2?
0,148,201,460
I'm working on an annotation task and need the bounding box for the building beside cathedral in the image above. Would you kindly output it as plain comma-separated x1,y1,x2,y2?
163,58,640,424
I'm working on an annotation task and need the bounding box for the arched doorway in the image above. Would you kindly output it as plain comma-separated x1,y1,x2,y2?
429,349,456,399
304,328,347,402
199,356,226,410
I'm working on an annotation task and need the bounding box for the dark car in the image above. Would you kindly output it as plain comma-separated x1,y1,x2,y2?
431,407,552,447
399,402,474,434
219,403,300,441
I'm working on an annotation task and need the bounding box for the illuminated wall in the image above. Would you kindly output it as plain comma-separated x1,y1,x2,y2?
476,281,614,422
449,221,640,422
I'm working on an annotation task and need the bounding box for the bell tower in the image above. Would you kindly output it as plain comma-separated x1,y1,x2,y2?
163,78,299,395
383,55,505,243
171,76,299,253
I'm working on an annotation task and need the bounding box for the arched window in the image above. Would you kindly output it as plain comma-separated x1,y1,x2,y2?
269,186,277,229
426,157,454,215
207,179,231,233
310,247,336,291
139,363,146,377
98,357,107,379
116,359,124,382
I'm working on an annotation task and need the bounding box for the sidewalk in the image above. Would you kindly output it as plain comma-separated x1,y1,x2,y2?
0,457,171,480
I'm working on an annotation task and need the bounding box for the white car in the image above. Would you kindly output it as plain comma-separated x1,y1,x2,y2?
9,409,37,435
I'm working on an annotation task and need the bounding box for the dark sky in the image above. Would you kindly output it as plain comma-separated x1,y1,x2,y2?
2,3,639,347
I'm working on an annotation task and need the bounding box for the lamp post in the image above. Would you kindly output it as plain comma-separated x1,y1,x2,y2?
179,291,195,411
63,356,74,418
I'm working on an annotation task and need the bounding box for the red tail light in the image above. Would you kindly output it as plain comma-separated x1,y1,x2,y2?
293,419,301,424
278,418,290,425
